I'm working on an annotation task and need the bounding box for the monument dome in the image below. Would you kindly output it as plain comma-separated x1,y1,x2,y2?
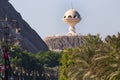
64,9,80,19
63,9,81,35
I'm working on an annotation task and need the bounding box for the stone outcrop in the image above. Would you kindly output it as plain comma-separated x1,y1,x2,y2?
44,35,84,51
0,0,48,53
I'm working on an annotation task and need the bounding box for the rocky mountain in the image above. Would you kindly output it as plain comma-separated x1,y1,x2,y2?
0,0,48,53
44,35,84,51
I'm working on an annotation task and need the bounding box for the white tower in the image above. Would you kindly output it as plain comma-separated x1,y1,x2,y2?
63,9,81,36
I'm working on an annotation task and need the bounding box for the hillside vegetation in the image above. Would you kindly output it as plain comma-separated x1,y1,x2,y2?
0,46,61,80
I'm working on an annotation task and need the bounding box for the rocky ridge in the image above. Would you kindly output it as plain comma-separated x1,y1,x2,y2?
0,0,48,53
44,35,84,51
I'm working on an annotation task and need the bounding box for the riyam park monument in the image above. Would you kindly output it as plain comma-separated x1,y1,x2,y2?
45,8,84,51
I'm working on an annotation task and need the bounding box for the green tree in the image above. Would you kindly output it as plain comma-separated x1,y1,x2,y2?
59,34,120,80
84,33,120,80
36,51,61,67
59,34,103,80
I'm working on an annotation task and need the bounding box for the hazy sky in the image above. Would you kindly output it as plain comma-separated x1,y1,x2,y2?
9,0,120,39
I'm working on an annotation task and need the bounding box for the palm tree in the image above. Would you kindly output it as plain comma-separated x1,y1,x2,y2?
84,33,120,80
59,33,120,80
59,34,103,80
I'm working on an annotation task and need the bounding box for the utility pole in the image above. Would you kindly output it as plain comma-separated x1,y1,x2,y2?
0,16,20,80
0,16,11,80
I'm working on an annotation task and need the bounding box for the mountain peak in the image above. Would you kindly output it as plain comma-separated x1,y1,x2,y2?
0,1,49,53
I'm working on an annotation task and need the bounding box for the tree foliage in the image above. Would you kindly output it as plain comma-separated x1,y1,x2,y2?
36,51,61,67
0,46,61,80
59,33,120,80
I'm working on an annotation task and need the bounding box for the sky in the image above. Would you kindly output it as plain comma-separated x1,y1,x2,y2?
9,0,120,39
